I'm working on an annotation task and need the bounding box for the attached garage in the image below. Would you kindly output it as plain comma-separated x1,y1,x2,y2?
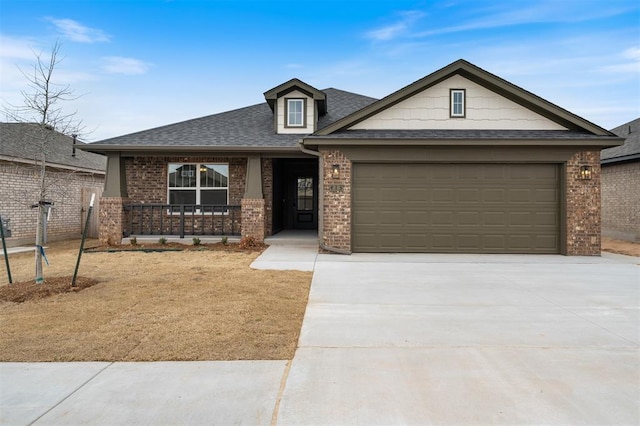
352,163,560,253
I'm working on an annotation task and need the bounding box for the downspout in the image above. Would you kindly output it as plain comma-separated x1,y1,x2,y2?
298,139,351,255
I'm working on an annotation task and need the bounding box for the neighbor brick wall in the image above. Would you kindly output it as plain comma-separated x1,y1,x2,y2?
565,151,601,255
601,161,640,242
320,149,352,251
0,160,104,247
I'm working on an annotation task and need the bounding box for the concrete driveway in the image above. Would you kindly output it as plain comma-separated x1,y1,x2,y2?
1,251,638,425
277,253,640,425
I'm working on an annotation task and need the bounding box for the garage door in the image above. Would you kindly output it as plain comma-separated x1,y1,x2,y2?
352,163,560,253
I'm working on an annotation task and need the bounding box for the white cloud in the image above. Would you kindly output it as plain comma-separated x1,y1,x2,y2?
47,18,110,43
101,56,152,75
365,11,424,41
600,46,640,74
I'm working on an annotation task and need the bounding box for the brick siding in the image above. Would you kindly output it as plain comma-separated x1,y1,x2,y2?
320,150,351,251
262,158,274,237
566,151,601,255
0,160,104,247
99,197,130,244
601,161,640,242
241,198,265,241
125,156,246,205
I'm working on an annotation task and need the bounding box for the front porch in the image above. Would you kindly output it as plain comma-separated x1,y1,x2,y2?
98,153,319,245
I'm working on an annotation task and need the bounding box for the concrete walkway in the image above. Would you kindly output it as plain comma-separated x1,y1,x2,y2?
251,230,319,271
1,249,638,425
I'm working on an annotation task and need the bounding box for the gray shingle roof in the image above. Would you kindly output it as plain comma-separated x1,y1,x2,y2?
90,88,378,150
0,122,106,171
305,129,605,140
602,118,640,163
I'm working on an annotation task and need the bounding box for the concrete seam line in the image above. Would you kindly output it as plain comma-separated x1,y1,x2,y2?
28,362,115,426
270,359,293,426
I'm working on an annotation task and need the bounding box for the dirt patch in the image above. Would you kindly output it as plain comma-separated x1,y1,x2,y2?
0,276,99,303
0,239,312,362
602,238,640,257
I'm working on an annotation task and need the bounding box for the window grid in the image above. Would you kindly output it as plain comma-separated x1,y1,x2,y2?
287,98,304,127
450,89,466,118
168,163,229,207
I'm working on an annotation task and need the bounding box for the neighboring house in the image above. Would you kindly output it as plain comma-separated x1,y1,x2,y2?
0,122,106,247
601,118,639,242
82,59,622,255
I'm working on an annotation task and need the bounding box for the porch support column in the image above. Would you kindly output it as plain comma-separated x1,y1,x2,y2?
241,156,265,241
99,152,129,245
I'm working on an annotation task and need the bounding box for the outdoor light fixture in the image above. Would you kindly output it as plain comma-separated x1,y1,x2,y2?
331,164,340,179
579,165,593,180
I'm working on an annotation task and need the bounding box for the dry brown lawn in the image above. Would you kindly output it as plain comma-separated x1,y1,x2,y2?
0,240,312,362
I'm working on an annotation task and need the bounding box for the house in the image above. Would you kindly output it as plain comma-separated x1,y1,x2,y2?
82,59,622,255
0,122,106,247
601,118,639,242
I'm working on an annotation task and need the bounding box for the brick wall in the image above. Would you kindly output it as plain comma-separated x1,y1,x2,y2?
320,150,351,251
99,197,130,244
262,158,274,236
241,198,265,241
601,161,640,242
125,156,246,205
566,151,601,255
0,160,104,247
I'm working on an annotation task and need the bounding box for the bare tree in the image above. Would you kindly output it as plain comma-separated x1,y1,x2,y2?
4,40,84,283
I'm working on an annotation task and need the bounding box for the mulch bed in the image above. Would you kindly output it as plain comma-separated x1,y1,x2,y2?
84,241,268,253
0,276,99,303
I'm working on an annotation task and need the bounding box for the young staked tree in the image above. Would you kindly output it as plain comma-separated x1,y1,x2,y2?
4,41,83,284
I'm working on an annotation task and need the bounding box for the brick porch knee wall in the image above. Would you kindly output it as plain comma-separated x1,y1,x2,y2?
321,150,351,251
566,151,601,255
241,198,265,242
99,197,129,245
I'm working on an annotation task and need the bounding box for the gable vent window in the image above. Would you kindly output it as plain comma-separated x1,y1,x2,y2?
450,89,466,118
286,98,306,127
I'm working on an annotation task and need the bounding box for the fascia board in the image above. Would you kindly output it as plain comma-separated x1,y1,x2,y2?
302,137,625,148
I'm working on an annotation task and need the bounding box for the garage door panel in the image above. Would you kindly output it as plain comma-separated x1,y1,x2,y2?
353,163,560,253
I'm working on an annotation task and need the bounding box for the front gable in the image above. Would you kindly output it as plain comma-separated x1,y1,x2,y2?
315,59,614,137
351,74,567,131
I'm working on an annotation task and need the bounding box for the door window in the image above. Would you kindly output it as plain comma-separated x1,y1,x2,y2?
297,177,313,211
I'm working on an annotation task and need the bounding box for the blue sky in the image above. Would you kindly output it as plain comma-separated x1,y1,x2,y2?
1,0,638,141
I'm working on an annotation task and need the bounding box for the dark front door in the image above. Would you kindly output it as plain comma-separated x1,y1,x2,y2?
273,159,318,231
291,175,317,229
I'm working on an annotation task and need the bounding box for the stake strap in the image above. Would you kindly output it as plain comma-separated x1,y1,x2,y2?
37,245,49,266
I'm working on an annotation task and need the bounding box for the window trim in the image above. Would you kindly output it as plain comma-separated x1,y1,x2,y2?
450,89,466,118
167,162,229,214
285,98,306,128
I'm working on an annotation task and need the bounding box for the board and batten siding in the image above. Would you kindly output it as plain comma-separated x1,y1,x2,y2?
276,90,316,134
351,75,567,131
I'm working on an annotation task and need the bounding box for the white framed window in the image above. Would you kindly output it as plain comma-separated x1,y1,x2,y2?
450,89,466,118
286,98,305,127
168,163,229,208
